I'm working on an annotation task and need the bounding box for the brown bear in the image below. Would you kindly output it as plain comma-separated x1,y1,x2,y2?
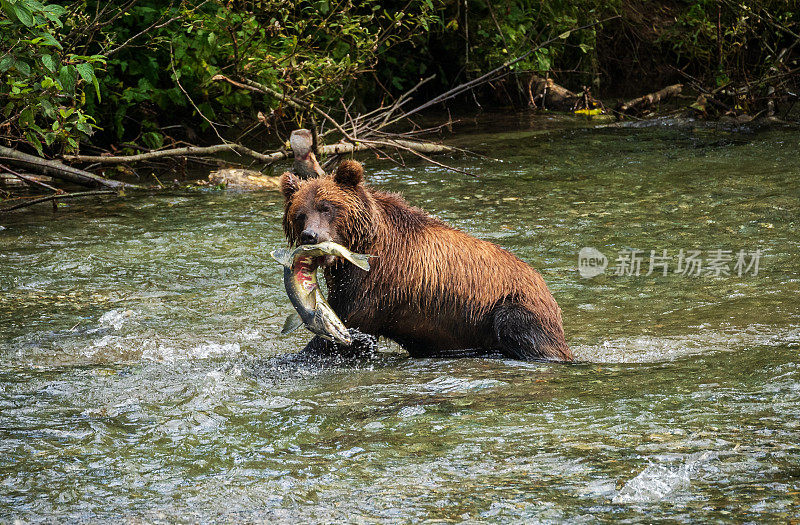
279,160,572,362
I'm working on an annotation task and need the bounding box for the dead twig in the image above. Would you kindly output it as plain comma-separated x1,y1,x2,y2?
1,190,117,213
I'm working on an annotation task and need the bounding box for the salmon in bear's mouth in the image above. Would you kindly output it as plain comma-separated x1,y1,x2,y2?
297,252,337,267
293,256,319,292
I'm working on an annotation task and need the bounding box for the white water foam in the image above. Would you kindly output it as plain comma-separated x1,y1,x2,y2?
424,376,507,393
573,325,800,363
613,451,715,504
141,342,241,362
98,309,136,330
398,406,426,418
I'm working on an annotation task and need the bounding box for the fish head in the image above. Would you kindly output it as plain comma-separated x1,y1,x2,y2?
319,312,352,345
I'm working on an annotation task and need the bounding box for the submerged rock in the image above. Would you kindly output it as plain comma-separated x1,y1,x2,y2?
208,168,281,190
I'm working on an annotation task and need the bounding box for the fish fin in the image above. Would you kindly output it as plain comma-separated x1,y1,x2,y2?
270,248,293,268
314,241,372,271
281,312,304,334
345,252,372,271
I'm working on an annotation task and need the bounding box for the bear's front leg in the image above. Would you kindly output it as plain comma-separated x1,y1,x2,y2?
299,331,379,360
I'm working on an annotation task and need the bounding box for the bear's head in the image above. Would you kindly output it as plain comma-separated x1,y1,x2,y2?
280,160,373,250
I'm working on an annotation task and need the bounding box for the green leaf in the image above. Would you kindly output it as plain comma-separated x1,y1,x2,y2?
76,62,94,83
558,30,572,39
92,75,100,102
59,65,76,94
14,3,35,27
39,32,63,50
19,107,34,127
75,120,91,134
0,55,13,73
45,4,67,17
42,54,57,72
25,131,43,155
40,99,55,118
15,60,31,77
142,131,164,150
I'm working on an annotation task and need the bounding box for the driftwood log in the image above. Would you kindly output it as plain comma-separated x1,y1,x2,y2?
617,84,683,116
207,169,281,190
527,74,580,110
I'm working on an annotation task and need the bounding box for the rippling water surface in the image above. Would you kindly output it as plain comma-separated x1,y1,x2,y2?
1,113,799,522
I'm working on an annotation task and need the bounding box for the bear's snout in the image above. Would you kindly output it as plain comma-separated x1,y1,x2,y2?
300,229,319,245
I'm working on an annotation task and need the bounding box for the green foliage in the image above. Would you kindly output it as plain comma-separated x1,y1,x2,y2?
0,0,101,153
2,0,437,153
1,0,797,155
395,0,620,93
86,0,437,142
663,0,799,87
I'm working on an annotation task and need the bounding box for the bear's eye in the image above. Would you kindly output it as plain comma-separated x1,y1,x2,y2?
317,203,332,214
295,212,306,224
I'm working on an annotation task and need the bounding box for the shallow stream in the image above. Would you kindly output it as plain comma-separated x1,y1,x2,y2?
1,114,799,522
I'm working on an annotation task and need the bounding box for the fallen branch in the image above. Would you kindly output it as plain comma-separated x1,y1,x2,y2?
1,190,118,213
63,140,452,166
321,139,452,156
0,163,62,193
617,84,683,116
0,146,135,189
64,143,286,165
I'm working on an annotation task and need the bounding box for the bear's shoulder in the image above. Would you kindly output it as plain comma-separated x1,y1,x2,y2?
370,188,449,230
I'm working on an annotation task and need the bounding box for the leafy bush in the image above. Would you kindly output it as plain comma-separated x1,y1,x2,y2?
1,0,797,156
0,0,103,153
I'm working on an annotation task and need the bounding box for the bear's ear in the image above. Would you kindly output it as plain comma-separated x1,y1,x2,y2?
280,172,300,200
333,160,364,187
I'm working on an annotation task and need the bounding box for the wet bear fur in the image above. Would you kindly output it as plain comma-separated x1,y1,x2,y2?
280,160,572,362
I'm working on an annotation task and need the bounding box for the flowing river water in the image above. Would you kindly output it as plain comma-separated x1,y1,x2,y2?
1,114,799,522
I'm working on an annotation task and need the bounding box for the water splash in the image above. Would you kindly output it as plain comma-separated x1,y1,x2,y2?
613,452,715,503
98,309,136,330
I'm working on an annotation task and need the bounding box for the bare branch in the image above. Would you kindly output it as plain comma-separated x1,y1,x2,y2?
62,140,451,166
64,143,285,165
0,146,135,189
1,190,118,213
0,163,62,193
